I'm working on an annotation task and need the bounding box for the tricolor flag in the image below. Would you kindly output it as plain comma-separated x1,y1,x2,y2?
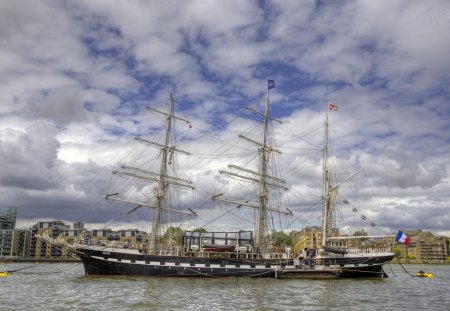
328,102,338,111
395,230,411,246
268,80,275,90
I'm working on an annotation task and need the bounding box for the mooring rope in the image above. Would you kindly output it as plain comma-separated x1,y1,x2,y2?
2,261,80,276
395,257,415,277
387,261,397,277
4,264,40,274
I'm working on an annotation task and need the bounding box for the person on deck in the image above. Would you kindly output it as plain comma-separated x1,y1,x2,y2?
302,248,307,259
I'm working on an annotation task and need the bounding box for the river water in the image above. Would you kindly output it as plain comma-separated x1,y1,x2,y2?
0,262,448,310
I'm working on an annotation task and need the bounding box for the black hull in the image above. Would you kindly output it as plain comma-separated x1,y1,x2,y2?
340,264,389,278
276,264,388,279
78,249,278,277
81,256,275,277
75,247,393,279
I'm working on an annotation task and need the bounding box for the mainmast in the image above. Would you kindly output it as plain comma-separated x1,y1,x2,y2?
211,81,291,254
104,93,196,254
255,88,271,251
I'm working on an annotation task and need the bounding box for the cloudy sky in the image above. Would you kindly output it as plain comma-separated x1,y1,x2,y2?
1,0,449,236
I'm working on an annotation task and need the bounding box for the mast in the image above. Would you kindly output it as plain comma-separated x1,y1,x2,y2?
104,93,196,254
320,112,359,247
148,93,175,254
321,113,330,247
255,88,271,251
211,81,291,254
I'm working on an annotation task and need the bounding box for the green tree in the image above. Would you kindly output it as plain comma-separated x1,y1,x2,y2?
393,245,403,258
353,229,368,236
353,229,368,243
193,228,207,233
163,227,184,246
272,231,292,246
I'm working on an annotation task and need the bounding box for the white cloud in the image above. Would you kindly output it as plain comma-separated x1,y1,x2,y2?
0,1,448,237
0,121,61,190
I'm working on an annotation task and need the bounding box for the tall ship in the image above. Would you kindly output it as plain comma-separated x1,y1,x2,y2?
71,83,394,278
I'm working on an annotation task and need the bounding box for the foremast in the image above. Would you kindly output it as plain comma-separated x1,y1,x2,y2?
104,94,196,254
211,82,291,254
149,93,177,253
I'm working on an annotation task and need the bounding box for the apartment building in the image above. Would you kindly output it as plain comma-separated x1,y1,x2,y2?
29,221,71,258
402,229,448,260
0,207,17,256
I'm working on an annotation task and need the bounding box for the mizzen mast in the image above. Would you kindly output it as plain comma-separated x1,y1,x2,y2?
321,112,359,247
321,112,331,247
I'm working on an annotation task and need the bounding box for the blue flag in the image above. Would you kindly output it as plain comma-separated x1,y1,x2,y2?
268,80,275,90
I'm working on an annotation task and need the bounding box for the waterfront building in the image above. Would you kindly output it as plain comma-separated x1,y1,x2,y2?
0,230,13,256
290,226,341,254
73,221,84,229
11,229,31,257
63,228,85,244
401,229,448,260
290,226,392,257
437,235,450,257
60,226,148,249
0,207,17,229
290,226,323,252
90,228,112,245
30,221,71,258
62,222,86,245
0,207,17,257
84,228,147,249
117,229,147,249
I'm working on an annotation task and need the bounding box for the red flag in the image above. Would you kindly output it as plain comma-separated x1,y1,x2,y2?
188,123,192,128
328,102,338,111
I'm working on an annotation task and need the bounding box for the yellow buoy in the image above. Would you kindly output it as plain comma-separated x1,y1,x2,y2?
0,271,9,277
416,272,433,278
